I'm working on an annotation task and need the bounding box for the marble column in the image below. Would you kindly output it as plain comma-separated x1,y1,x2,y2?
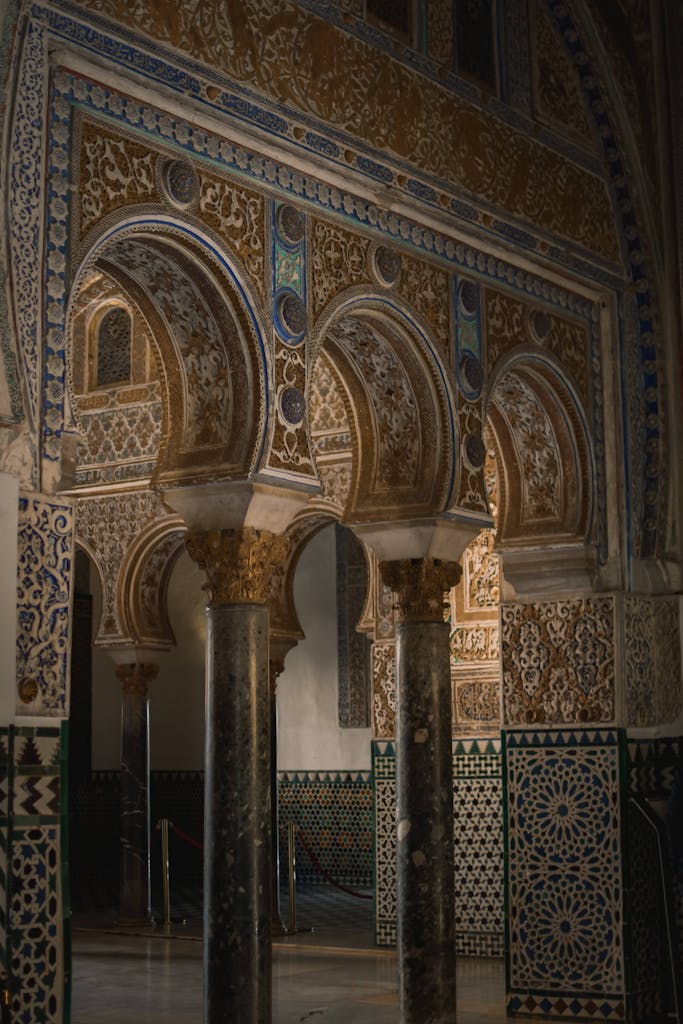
114,661,157,925
381,558,462,1024
187,527,289,1024
268,636,298,936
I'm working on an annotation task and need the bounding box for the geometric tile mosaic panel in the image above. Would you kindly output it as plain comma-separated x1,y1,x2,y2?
278,771,373,888
16,496,75,715
501,597,616,727
504,729,625,1017
5,726,65,1024
372,742,397,946
373,738,505,956
454,738,504,957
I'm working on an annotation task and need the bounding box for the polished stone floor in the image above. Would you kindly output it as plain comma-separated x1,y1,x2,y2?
70,884,559,1024
71,928,517,1024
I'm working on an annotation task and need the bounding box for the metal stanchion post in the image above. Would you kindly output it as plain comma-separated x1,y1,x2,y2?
160,818,171,928
287,821,297,934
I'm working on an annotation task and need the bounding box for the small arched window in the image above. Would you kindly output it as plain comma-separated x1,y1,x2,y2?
96,306,132,387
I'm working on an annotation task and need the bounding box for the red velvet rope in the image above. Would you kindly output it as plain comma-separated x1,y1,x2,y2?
154,819,373,902
295,828,372,901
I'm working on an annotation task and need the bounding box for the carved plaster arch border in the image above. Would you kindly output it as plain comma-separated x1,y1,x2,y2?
64,213,271,482
484,351,597,593
309,290,456,522
118,514,188,648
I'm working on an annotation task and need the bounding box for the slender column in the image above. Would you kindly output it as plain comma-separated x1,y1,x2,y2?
114,662,157,925
381,558,462,1024
269,659,284,935
187,527,289,1024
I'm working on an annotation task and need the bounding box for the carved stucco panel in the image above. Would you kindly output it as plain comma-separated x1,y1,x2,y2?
501,596,616,727
76,490,165,641
75,0,620,259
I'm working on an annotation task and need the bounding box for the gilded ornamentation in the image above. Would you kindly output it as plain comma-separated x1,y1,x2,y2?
532,1,594,146
381,558,461,622
76,0,619,258
501,597,616,726
78,118,157,236
396,252,450,355
186,527,290,605
268,342,314,473
492,373,561,521
328,316,420,489
115,662,159,697
451,624,499,662
16,496,75,715
372,640,396,739
426,0,454,66
198,171,265,297
134,530,186,644
485,288,590,405
456,402,488,513
76,490,165,639
103,237,232,450
311,219,369,316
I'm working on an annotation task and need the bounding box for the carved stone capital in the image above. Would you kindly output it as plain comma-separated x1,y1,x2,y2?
115,662,159,697
380,557,461,622
186,527,290,606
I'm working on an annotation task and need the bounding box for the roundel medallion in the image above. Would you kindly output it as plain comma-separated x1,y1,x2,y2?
280,386,306,426
374,246,401,286
162,159,198,207
460,352,483,396
277,205,306,245
278,291,307,339
464,434,486,470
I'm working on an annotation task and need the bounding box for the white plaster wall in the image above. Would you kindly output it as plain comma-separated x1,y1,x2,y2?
91,523,371,771
0,472,18,724
277,524,372,771
91,549,206,769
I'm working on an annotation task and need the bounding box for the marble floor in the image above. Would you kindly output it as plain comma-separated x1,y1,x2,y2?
70,928,519,1024
70,886,557,1022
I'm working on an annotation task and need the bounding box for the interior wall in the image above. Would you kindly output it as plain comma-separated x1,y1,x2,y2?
277,524,372,771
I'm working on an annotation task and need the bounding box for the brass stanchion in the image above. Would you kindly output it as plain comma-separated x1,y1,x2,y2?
287,821,297,934
160,818,171,928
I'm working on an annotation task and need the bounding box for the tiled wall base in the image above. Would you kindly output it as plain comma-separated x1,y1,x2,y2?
504,729,626,1021
278,770,373,887
507,994,626,1019
373,737,505,956
1,725,66,1024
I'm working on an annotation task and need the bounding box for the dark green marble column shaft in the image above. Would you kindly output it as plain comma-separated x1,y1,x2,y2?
204,603,272,1023
395,618,456,1024
116,663,154,925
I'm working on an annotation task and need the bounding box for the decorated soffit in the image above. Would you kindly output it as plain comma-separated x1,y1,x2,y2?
91,231,263,482
43,0,621,268
323,311,450,521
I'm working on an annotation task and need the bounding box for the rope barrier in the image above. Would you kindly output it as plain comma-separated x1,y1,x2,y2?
153,819,372,902
295,828,372,901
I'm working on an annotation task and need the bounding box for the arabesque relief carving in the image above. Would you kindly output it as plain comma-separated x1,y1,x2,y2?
186,527,290,605
76,0,619,259
75,117,266,300
115,661,159,697
485,288,590,406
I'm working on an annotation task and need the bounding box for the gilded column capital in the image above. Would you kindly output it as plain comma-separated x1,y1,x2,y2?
115,662,159,697
186,527,290,606
380,557,461,622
